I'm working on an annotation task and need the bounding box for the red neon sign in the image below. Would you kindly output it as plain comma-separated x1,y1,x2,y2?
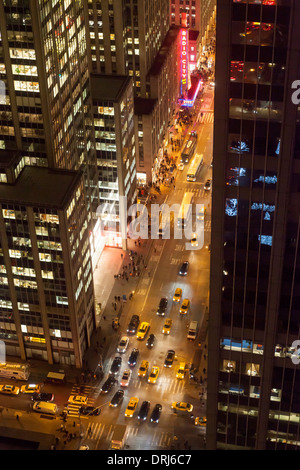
181,29,188,95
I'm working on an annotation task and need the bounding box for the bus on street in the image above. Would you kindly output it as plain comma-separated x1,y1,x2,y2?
177,192,194,228
187,153,204,182
0,362,30,381
180,132,197,164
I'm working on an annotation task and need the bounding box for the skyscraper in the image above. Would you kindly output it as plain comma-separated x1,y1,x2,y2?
208,0,300,450
0,0,99,221
85,0,179,185
85,0,170,97
0,1,99,367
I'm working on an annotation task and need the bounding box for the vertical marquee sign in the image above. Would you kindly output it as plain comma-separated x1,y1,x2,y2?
181,28,189,97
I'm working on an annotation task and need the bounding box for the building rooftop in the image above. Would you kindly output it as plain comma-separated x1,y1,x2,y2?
0,166,82,209
134,97,157,116
0,149,21,169
90,74,132,102
147,25,181,78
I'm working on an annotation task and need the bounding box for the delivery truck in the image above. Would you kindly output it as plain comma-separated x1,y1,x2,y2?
111,424,127,450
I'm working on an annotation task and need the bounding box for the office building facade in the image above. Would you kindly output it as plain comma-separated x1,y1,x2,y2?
208,0,300,450
90,74,137,250
0,0,99,221
85,0,170,98
0,162,95,367
0,1,99,367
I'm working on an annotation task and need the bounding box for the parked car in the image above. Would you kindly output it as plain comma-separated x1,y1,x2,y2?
0,384,19,395
21,384,41,394
31,392,54,402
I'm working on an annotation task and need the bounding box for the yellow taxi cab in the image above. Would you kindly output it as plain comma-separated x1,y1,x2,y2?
125,397,139,417
0,384,20,395
195,416,207,427
68,395,88,405
176,362,186,379
173,287,182,302
21,384,41,394
162,318,173,335
179,299,190,315
171,401,193,413
138,360,149,377
136,321,150,340
148,366,159,384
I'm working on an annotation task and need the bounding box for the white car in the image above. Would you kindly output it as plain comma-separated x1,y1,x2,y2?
120,369,132,387
178,163,184,171
117,335,129,353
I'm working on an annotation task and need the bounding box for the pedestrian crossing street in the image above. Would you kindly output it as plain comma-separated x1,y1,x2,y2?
83,421,173,449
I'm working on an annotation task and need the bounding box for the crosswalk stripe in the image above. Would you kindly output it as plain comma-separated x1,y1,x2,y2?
81,421,175,449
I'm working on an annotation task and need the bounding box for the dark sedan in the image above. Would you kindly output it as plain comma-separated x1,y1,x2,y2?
138,400,150,421
179,261,189,276
109,389,125,408
146,334,155,349
101,375,117,393
31,392,54,402
79,405,101,416
150,404,162,423
127,315,140,334
164,349,175,367
110,356,122,375
157,298,168,316
128,348,139,367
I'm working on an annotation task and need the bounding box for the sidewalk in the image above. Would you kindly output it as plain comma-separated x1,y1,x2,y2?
82,181,174,376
